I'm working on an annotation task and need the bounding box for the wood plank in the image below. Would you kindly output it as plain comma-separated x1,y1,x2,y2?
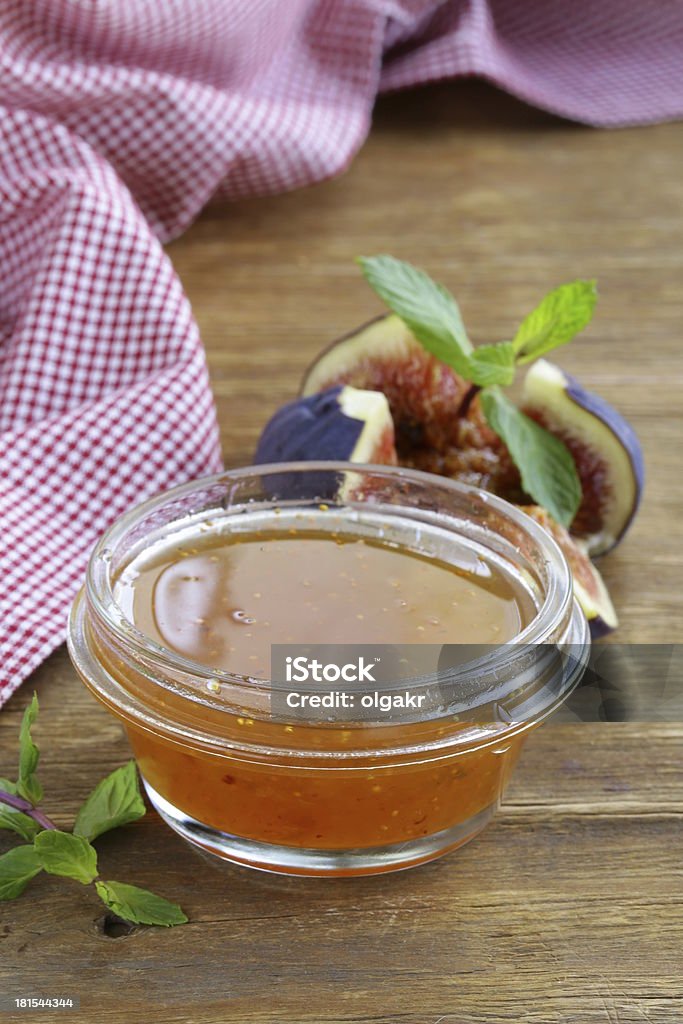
3,797,683,1023
2,80,682,1023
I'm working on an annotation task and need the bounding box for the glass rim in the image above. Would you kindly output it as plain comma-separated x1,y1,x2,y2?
82,461,576,690
68,461,591,758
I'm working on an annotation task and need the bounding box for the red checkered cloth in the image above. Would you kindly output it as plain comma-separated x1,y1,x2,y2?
1,1,682,706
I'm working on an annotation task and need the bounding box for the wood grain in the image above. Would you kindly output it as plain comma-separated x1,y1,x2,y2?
2,81,682,1024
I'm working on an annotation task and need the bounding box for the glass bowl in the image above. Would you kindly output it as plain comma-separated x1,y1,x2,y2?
68,462,589,876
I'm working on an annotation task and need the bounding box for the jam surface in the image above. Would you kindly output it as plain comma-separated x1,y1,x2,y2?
116,529,531,677
109,525,535,869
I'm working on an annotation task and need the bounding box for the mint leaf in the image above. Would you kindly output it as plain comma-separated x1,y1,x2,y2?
74,761,146,843
480,387,582,527
358,255,473,375
0,805,40,842
95,881,188,927
0,845,42,901
1,778,40,838
34,830,98,885
512,280,597,364
467,341,516,387
17,693,42,805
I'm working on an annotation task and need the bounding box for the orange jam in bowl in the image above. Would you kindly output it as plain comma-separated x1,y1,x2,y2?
68,462,589,876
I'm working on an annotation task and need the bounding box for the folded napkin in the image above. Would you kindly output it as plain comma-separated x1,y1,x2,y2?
1,0,681,706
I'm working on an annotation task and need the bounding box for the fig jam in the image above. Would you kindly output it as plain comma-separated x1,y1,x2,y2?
69,464,589,875
104,525,533,870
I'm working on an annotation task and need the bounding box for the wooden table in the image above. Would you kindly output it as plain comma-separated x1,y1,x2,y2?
2,82,682,1024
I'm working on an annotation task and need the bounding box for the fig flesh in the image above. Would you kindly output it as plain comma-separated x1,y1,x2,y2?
522,360,644,555
521,506,618,638
302,315,469,459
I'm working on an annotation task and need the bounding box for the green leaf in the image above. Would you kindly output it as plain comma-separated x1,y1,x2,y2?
0,805,40,842
95,881,188,927
17,692,42,805
74,761,146,843
34,830,98,885
358,255,474,375
0,777,41,840
480,387,582,527
467,341,516,387
0,845,42,901
512,280,597,364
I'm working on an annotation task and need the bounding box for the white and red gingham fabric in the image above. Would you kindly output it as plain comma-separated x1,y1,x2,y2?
1,0,682,706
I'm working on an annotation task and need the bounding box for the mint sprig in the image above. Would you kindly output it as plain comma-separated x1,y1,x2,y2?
73,760,146,842
512,279,597,364
0,778,40,842
0,845,42,901
17,693,42,805
358,255,593,526
34,830,99,885
0,694,188,928
358,255,473,376
467,341,516,388
95,881,188,928
480,388,582,529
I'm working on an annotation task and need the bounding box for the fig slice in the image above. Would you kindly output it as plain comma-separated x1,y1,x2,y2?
254,384,397,467
522,360,644,555
301,314,469,458
521,505,618,638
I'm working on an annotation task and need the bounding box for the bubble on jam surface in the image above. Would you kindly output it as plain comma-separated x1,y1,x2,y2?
231,609,256,625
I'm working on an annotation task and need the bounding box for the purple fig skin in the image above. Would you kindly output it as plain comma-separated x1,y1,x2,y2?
588,615,616,640
255,386,363,465
255,385,395,466
253,387,358,499
253,387,354,501
564,371,645,544
523,360,644,556
254,385,397,500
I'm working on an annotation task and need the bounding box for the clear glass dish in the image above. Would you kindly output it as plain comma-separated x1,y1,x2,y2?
68,462,589,876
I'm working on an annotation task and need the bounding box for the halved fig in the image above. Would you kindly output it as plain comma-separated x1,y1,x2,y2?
293,320,638,635
522,360,644,555
301,315,469,459
254,384,397,467
522,505,618,638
